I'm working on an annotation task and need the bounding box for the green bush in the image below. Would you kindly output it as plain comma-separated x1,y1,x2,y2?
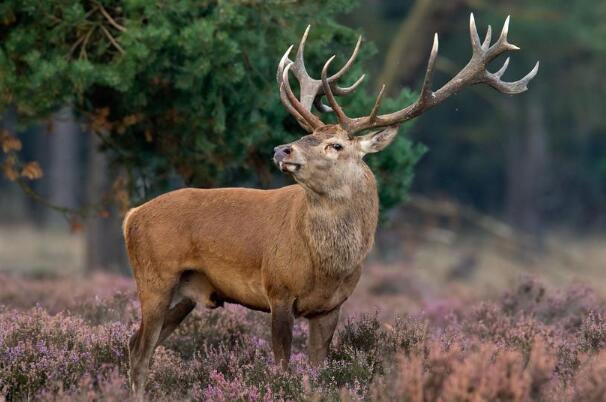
0,0,423,210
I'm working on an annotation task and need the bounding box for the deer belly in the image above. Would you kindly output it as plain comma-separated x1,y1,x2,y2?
174,269,269,312
201,265,270,312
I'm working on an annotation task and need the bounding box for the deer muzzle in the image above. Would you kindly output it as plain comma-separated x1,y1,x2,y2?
273,144,301,173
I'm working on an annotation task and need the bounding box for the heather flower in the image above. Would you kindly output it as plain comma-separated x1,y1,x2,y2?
2,273,606,401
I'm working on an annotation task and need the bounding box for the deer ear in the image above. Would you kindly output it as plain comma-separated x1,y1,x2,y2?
357,125,400,155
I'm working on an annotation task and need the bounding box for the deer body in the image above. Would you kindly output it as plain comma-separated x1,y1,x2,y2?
127,15,538,398
124,175,377,318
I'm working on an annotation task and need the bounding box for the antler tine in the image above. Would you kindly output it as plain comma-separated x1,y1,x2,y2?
494,57,510,79
328,35,362,81
482,25,492,51
340,14,539,135
486,15,519,61
368,84,386,123
276,45,294,85
313,97,333,113
326,35,366,96
293,25,311,77
469,13,483,55
332,73,366,96
485,60,540,94
499,16,511,45
420,33,439,103
321,56,354,131
281,62,324,130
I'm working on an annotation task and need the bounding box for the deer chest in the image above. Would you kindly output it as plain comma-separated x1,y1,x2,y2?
294,265,362,318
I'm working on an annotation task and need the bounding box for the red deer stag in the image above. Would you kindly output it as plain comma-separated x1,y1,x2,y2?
125,14,538,397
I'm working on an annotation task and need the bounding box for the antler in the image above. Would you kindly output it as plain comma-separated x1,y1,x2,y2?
321,14,539,136
277,25,365,132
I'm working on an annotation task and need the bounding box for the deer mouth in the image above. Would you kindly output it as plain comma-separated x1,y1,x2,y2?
279,161,302,173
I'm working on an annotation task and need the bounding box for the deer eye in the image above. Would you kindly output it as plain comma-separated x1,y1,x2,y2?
329,143,343,151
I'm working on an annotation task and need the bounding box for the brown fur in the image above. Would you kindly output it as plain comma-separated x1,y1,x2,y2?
125,124,397,397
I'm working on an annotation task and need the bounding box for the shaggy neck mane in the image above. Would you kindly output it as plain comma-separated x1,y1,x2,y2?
299,165,379,276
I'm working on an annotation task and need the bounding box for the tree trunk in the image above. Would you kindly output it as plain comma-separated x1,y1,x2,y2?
505,95,548,247
0,109,26,224
47,107,79,225
24,122,52,226
85,133,129,274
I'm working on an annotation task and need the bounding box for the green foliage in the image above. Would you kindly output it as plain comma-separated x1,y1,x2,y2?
0,0,423,211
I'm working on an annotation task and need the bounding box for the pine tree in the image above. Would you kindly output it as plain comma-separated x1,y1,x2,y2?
0,0,423,212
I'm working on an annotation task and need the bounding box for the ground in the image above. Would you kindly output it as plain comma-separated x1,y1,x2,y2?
1,224,606,401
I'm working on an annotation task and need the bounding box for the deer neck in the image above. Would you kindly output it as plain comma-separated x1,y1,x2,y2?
299,165,379,276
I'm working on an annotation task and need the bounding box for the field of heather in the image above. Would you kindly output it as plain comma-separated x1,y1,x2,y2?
1,263,606,401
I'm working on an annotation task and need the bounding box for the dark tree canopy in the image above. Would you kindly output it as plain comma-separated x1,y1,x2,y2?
0,0,424,211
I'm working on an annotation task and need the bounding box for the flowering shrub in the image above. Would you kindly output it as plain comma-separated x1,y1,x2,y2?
1,274,606,401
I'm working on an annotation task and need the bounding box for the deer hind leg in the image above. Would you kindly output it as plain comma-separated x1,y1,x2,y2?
155,298,196,347
308,307,340,366
128,275,176,399
155,270,220,347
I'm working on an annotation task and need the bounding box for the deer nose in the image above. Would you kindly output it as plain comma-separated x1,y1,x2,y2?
273,144,292,162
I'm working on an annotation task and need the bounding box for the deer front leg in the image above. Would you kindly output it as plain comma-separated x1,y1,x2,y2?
270,300,294,370
308,307,340,366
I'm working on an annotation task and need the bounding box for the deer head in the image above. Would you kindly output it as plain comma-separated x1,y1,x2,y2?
274,15,539,196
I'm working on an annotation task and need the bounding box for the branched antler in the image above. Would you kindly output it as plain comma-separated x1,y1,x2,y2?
277,26,365,132
278,15,539,137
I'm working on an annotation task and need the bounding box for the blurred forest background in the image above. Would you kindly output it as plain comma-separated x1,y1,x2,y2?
1,0,605,302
